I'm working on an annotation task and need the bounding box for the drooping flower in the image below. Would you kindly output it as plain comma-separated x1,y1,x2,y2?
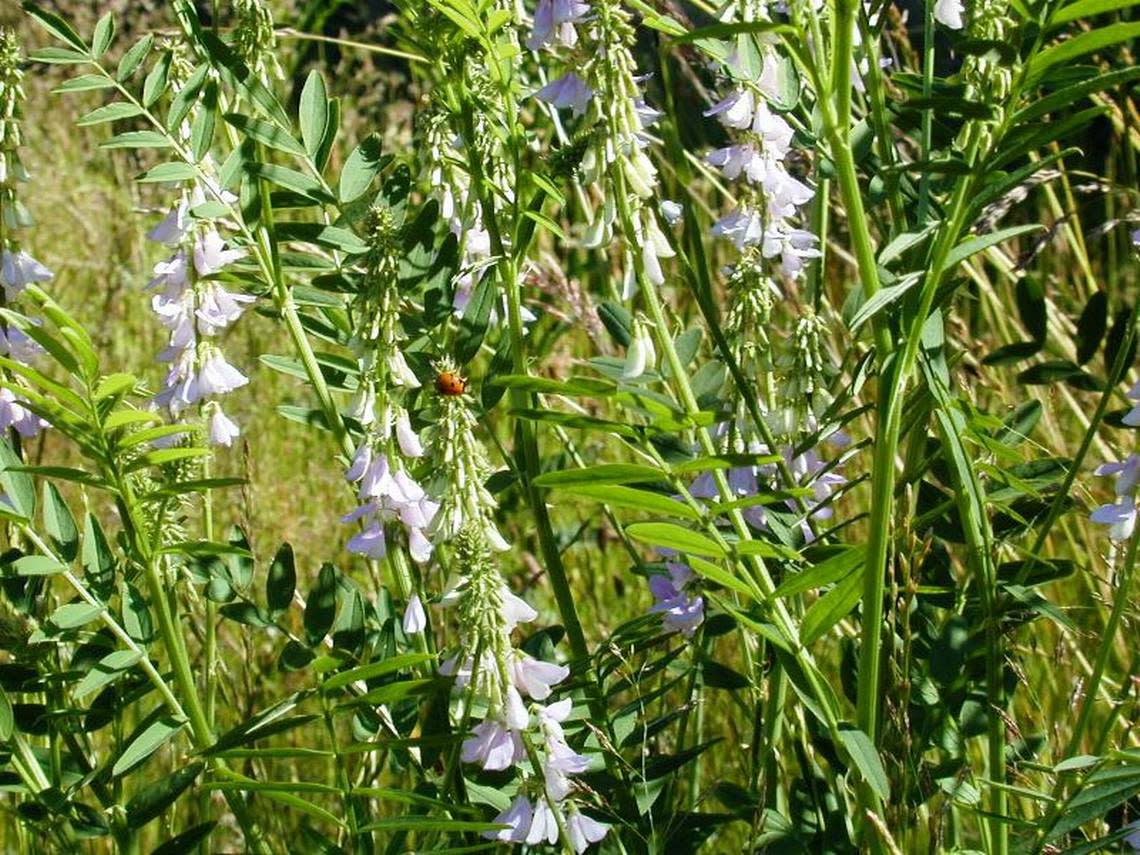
143,179,254,447
193,229,246,277
0,326,43,363
535,72,594,117
402,593,427,634
510,651,570,700
196,347,249,397
0,249,51,298
934,0,965,28
1092,455,1140,542
0,386,47,437
704,88,754,129
461,719,527,771
147,200,191,247
648,562,705,636
1096,454,1140,496
527,0,590,51
622,319,657,379
566,805,609,853
1090,496,1137,543
484,796,533,843
1124,819,1140,850
208,405,241,447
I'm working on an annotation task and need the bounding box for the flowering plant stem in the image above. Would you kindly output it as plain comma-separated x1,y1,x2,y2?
75,381,272,853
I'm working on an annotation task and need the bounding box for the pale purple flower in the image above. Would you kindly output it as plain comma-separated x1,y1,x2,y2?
150,291,195,350
196,348,248,397
395,410,424,457
500,586,539,629
1090,497,1137,543
0,327,44,363
505,684,530,730
634,98,663,131
147,251,191,295
1096,455,1140,496
526,798,561,846
196,281,254,333
566,806,609,853
762,225,822,277
706,142,765,182
510,651,569,700
756,161,815,218
359,455,392,499
538,697,573,729
462,719,525,771
193,230,245,277
147,200,191,247
402,593,427,634
208,406,240,447
648,564,704,637
407,525,433,563
711,207,764,249
545,734,590,775
1124,819,1140,850
346,441,372,482
0,387,47,437
535,73,594,117
704,89,754,129
347,521,387,558
527,0,589,50
391,468,426,503
484,796,533,843
1,249,52,297
752,100,795,158
661,200,683,225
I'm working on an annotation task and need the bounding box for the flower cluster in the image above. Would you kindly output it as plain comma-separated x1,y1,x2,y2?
0,27,49,439
705,54,819,281
422,93,533,327
690,429,849,543
441,524,607,851
1090,454,1140,543
342,206,437,564
529,0,671,297
144,186,251,447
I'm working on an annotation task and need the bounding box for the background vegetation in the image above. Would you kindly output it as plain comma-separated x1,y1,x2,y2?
0,0,1139,852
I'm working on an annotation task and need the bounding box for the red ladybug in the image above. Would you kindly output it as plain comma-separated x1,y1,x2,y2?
435,371,467,396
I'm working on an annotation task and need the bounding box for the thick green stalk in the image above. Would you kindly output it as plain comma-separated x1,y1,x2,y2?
821,0,895,789
463,166,591,664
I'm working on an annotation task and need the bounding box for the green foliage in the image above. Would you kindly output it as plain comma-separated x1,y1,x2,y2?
2,0,1140,851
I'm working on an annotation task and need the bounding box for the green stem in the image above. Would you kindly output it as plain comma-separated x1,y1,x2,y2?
916,0,936,225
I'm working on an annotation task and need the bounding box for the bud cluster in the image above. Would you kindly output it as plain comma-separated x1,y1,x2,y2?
0,27,50,439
